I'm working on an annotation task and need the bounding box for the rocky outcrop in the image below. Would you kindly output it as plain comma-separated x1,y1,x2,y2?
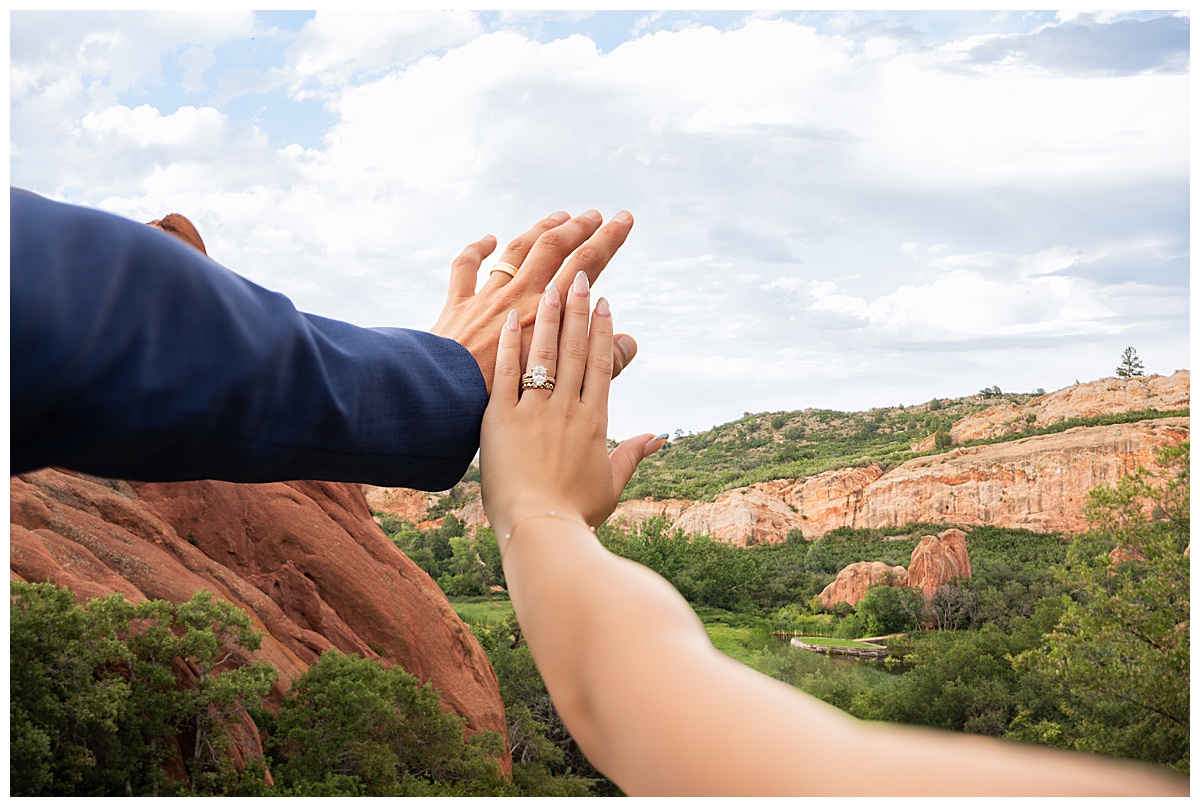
363,378,1189,547
852,418,1188,534
608,498,692,531
818,561,909,609
914,371,1189,449
819,528,972,608
363,484,438,523
779,464,886,539
907,528,972,596
672,485,807,547
10,470,511,778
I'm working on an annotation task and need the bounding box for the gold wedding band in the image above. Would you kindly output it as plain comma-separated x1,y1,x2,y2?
491,261,519,278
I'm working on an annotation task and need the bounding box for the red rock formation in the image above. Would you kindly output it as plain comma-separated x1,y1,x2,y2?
608,498,692,532
853,418,1188,534
779,464,885,540
148,213,208,254
356,379,1189,549
10,470,511,778
818,561,909,609
907,529,972,596
671,485,806,547
363,484,438,522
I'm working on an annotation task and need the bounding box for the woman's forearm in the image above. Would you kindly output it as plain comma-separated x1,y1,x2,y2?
500,515,1188,797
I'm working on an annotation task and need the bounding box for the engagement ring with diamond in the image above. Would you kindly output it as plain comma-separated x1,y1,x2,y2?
521,365,555,390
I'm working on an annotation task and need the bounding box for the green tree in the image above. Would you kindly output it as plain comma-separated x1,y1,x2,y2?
1115,346,1145,378
269,649,510,796
852,583,924,637
10,582,127,796
173,591,277,791
1013,444,1189,770
10,585,276,796
803,539,837,575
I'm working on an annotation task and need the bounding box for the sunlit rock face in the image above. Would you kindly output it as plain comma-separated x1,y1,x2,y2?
852,418,1189,534
671,485,808,547
818,561,910,609
374,415,1188,546
906,529,972,597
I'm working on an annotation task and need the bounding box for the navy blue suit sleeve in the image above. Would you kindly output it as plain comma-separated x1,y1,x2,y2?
10,188,488,490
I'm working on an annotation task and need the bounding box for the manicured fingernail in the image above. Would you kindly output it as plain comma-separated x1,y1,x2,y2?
654,433,670,441
544,281,560,308
580,209,602,223
506,309,520,331
613,210,633,224
644,434,670,457
595,296,611,317
573,270,590,296
549,211,570,223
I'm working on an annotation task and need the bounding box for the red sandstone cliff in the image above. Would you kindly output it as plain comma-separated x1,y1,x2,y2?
10,470,511,779
366,374,1188,547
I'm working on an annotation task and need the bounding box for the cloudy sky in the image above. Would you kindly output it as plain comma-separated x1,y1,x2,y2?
9,9,1190,441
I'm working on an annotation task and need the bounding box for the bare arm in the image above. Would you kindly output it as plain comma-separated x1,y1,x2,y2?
478,237,1187,797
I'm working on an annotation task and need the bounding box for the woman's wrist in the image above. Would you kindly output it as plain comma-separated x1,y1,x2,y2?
492,496,593,559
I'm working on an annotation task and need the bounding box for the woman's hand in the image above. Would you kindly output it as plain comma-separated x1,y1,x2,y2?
480,245,666,542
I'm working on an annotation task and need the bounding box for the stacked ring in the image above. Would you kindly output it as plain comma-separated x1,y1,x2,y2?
491,261,519,278
521,364,555,390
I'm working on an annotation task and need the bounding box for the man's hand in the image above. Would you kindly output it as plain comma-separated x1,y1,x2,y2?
430,209,638,393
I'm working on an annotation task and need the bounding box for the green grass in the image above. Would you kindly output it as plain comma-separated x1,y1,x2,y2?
703,622,764,665
449,598,513,628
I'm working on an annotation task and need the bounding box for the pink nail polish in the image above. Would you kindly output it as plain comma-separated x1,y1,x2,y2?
545,282,560,308
549,211,570,224
613,210,633,224
506,309,520,331
595,296,611,317
573,270,590,296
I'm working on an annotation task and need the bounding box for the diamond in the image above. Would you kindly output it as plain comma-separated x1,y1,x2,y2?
531,365,548,385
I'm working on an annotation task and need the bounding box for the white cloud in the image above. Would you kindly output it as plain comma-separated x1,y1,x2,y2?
285,10,482,93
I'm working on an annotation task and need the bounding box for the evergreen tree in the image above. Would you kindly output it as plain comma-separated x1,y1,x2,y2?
1115,346,1145,377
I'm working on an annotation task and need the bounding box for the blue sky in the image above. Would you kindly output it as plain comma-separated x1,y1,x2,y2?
9,9,1190,441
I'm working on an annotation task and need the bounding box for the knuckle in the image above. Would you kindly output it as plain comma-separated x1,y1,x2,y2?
561,338,589,361
452,243,483,267
531,344,557,364
535,229,569,254
570,245,605,271
494,363,522,380
505,235,533,255
588,351,614,377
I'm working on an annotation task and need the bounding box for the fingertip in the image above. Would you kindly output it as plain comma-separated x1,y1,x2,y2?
643,433,669,457
505,308,520,333
615,334,637,363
